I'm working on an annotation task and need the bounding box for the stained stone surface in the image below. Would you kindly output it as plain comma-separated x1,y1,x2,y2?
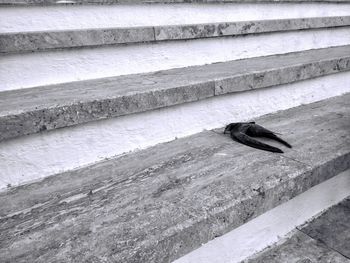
244,230,350,263
300,197,350,258
1,0,350,5
1,45,350,142
2,16,350,53
0,94,349,263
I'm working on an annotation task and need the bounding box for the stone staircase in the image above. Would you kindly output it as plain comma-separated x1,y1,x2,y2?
1,1,350,262
244,196,350,262
1,94,350,262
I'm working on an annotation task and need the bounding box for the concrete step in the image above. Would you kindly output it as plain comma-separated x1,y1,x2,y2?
3,3,350,33
1,45,350,142
3,2,350,90
1,93,349,262
4,28,350,91
175,170,350,263
2,16,350,54
245,196,350,262
2,72,349,189
245,230,349,263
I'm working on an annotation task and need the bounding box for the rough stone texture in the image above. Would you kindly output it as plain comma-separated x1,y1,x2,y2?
0,27,155,53
1,45,350,142
2,16,350,53
1,0,350,5
0,94,349,263
155,16,350,41
244,197,350,262
300,197,350,258
244,230,350,263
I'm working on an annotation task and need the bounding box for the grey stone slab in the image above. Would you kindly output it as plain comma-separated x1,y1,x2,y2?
244,230,350,263
1,0,350,6
214,46,350,95
250,95,350,185
0,94,349,263
1,45,350,142
300,197,350,258
0,27,155,53
2,16,350,53
155,17,350,41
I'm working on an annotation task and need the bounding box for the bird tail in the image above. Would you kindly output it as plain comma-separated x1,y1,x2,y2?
265,133,292,148
232,132,283,153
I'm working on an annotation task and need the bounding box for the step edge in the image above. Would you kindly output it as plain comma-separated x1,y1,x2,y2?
1,16,350,54
1,45,350,142
2,138,349,262
0,94,349,262
166,152,350,262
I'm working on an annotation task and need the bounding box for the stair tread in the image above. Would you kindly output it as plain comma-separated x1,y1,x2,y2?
1,45,350,142
2,16,349,53
247,197,350,262
1,93,349,262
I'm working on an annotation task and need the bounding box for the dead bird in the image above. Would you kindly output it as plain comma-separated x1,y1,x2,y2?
224,122,292,153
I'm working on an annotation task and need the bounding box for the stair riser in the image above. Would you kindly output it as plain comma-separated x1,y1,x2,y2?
175,170,350,263
2,27,350,91
1,72,349,191
2,3,350,32
2,53,350,142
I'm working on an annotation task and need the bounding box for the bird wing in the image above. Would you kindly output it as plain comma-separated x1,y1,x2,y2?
248,124,292,148
231,131,283,153
248,124,276,136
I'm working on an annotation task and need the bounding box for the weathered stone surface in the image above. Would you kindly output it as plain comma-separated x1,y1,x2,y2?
244,230,350,263
155,16,350,41
300,197,350,258
214,45,350,95
1,45,350,142
2,16,350,53
0,94,349,263
256,96,350,187
245,197,350,262
1,0,350,5
0,27,155,53
0,75,215,142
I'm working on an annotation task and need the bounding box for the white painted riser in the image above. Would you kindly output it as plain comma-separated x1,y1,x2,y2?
175,170,350,263
2,27,350,91
1,71,349,191
2,3,350,32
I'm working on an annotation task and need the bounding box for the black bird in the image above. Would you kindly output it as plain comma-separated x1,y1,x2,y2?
224,122,292,153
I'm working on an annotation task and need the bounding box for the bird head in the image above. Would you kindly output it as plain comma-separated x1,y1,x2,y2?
224,122,255,134
224,123,239,134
